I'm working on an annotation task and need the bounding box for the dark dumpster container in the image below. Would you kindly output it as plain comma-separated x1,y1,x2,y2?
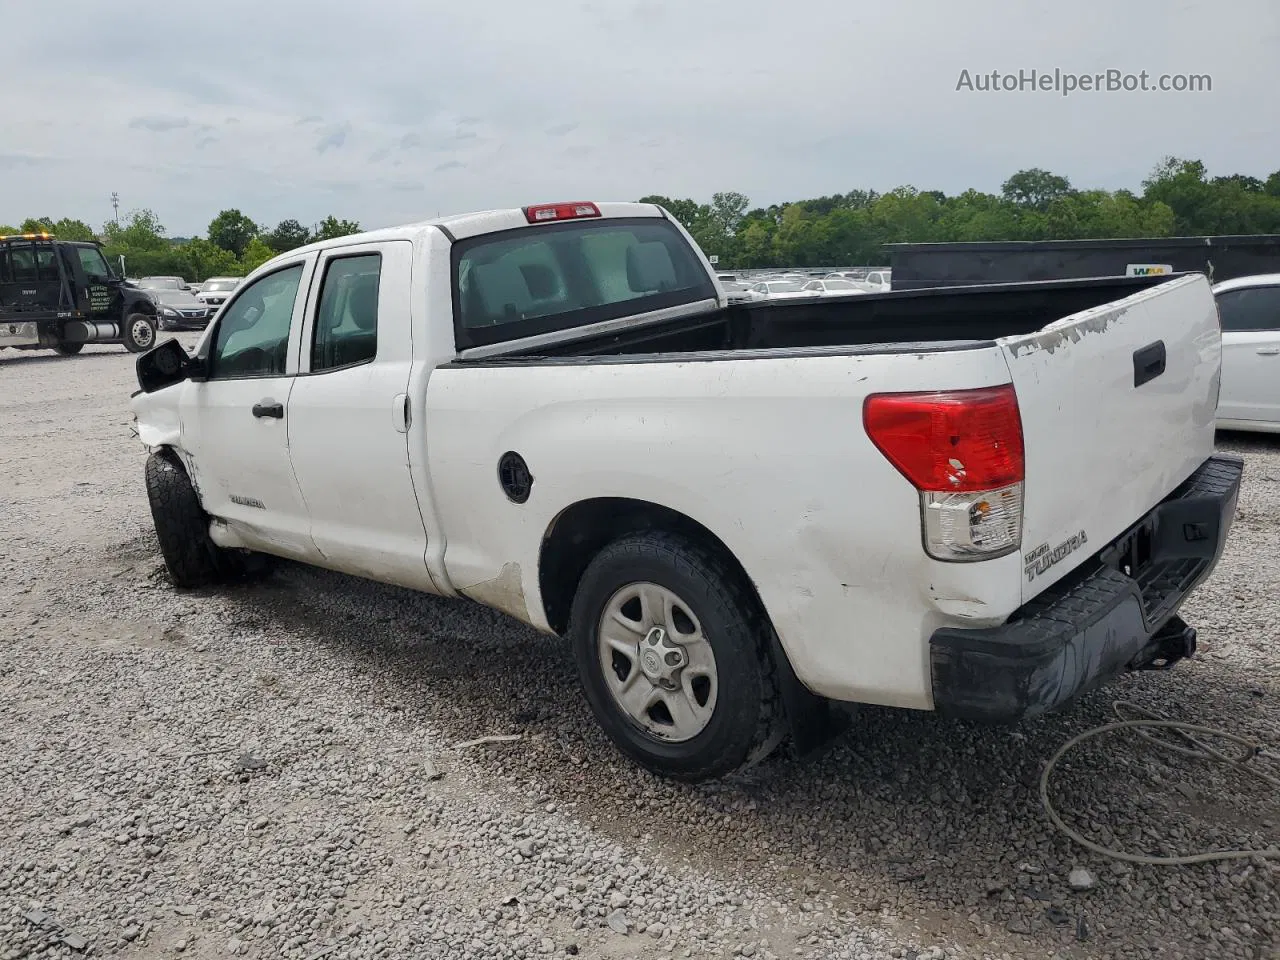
885,235,1280,291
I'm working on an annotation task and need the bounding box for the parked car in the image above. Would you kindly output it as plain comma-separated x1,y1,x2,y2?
802,279,867,297
746,280,817,300
131,199,1240,783
197,276,243,308
718,280,753,303
864,269,891,291
137,276,215,330
1213,273,1280,433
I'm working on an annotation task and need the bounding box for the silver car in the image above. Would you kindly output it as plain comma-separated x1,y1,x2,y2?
136,277,214,330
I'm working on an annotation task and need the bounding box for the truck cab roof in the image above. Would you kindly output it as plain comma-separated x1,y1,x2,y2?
275,202,668,261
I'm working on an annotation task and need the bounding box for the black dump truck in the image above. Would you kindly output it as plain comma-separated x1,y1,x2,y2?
886,234,1280,291
0,232,159,356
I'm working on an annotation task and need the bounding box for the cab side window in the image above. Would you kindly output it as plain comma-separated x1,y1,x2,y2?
312,254,381,371
208,265,304,380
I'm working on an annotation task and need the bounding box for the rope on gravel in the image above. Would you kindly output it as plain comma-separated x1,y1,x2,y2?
1040,700,1280,866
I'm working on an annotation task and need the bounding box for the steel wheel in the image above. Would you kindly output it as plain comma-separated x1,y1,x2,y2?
598,581,718,742
131,317,155,348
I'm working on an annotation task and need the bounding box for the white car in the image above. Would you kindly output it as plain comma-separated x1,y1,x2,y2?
197,276,244,309
130,200,1240,782
746,280,818,300
802,279,867,297
1213,274,1280,433
863,270,892,292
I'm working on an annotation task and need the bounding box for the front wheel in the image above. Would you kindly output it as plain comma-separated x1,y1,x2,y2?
123,313,157,353
569,531,782,782
145,453,271,588
53,341,84,356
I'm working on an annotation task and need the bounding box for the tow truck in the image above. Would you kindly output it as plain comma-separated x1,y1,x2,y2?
0,232,159,356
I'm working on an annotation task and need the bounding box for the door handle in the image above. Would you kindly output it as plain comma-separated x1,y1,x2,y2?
1257,348,1280,356
393,393,410,433
1133,340,1166,387
252,399,284,419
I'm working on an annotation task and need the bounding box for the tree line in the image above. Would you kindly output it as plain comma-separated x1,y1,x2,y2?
5,156,1279,277
0,210,361,281
642,157,1280,268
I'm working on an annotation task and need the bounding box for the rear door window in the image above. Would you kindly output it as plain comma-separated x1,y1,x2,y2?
1217,286,1280,332
453,217,715,349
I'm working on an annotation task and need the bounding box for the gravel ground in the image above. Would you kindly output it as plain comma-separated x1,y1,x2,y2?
1,341,1278,960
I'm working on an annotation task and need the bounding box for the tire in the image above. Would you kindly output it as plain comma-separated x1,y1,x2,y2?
568,531,782,782
144,452,269,588
123,313,157,353
53,341,84,356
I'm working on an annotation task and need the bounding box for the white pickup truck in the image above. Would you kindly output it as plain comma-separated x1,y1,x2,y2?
131,200,1242,782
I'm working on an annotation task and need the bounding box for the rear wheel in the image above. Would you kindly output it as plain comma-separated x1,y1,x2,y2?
569,531,782,782
123,313,157,353
53,341,84,356
145,453,270,588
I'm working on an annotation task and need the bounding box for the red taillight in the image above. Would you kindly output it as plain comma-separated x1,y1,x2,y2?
522,201,601,224
863,384,1024,493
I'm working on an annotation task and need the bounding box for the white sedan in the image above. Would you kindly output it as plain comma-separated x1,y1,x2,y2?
1213,274,1280,433
746,280,819,300
802,279,868,297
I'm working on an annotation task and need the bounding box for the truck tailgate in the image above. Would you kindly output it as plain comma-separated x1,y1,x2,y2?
998,274,1221,602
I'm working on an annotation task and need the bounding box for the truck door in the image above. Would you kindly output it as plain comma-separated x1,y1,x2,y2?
285,240,434,590
177,255,320,560
1216,283,1280,426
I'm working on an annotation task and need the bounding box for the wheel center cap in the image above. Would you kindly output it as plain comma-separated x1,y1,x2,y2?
640,626,684,683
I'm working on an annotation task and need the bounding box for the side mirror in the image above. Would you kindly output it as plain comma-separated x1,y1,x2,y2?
136,338,197,393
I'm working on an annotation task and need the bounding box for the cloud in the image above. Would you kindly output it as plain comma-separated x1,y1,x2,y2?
0,152,46,170
129,115,190,132
315,123,351,154
399,132,422,150
1,0,1274,237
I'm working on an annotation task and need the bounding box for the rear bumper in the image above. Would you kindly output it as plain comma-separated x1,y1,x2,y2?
1,320,42,348
930,454,1243,722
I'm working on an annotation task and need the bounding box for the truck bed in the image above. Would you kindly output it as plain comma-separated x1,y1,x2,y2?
487,273,1186,361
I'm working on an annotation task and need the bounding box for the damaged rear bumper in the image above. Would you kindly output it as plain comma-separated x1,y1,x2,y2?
929,454,1243,722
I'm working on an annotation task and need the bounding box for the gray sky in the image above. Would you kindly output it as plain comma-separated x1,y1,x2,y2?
4,0,1277,236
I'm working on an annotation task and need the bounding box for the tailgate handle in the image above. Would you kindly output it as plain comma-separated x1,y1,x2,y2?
1133,340,1166,388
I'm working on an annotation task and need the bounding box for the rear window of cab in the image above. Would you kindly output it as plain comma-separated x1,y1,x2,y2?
451,217,716,349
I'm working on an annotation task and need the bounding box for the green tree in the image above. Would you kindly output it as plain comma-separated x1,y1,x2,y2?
638,196,706,228
0,224,17,235
262,218,311,253
208,209,259,258
179,237,241,281
1001,169,1074,211
102,209,168,251
709,192,750,236
20,217,56,235
238,237,277,274
20,216,98,241
313,215,361,241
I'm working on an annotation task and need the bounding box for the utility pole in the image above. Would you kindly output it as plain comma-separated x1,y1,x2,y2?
110,192,120,225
